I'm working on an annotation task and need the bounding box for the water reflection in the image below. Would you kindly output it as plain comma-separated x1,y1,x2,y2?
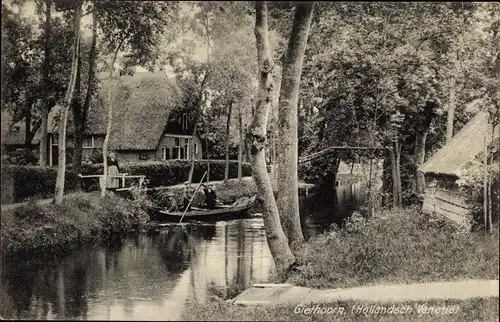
1,218,274,320
301,182,367,239
1,183,365,320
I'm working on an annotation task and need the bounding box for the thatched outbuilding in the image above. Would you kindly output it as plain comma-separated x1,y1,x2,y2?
419,111,499,226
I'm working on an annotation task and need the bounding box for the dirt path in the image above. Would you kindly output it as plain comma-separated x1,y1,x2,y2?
231,280,499,306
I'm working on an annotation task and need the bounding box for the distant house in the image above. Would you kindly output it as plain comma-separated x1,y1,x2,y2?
2,71,204,165
1,112,38,150
419,111,499,225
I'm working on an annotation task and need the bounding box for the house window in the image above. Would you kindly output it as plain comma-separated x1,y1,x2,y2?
172,137,189,159
83,136,94,148
139,152,148,160
182,113,188,131
194,143,198,155
161,147,170,160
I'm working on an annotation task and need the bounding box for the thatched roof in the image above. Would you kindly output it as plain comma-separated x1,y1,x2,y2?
44,71,181,150
419,111,499,177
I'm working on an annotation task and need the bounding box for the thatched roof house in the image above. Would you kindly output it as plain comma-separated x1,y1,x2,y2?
3,71,204,164
419,110,499,225
46,71,181,148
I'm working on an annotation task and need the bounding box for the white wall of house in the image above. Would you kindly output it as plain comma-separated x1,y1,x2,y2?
156,134,203,161
46,133,203,165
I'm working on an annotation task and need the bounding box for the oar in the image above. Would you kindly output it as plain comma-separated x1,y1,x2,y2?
180,171,207,223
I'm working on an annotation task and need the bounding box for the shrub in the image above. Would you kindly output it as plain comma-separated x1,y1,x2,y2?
1,191,153,255
87,148,103,163
288,208,499,289
2,160,252,204
7,148,38,165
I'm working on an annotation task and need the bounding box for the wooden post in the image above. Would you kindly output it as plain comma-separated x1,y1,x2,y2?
99,175,105,194
180,171,207,223
483,136,488,234
367,155,374,221
488,127,495,234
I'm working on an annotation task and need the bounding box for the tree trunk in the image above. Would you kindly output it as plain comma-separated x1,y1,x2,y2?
488,127,495,233
71,51,82,190
272,64,282,186
390,142,398,208
26,118,42,146
446,76,456,143
276,1,314,248
251,1,295,277
73,7,97,188
24,104,31,146
272,134,277,184
40,0,52,166
396,139,402,205
101,38,126,197
53,2,82,204
187,76,209,183
224,100,233,182
483,136,488,234
25,97,41,145
206,134,210,182
415,102,436,195
188,124,198,183
391,138,402,208
414,131,427,194
238,104,243,180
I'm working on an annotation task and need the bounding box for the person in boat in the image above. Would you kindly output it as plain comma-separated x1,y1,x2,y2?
181,181,193,211
205,184,219,210
107,152,120,191
164,192,178,212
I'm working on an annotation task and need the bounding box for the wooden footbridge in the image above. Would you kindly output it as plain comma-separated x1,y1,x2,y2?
299,146,386,164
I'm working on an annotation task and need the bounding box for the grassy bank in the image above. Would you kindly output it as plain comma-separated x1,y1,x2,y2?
0,191,150,256
287,208,499,289
181,298,499,321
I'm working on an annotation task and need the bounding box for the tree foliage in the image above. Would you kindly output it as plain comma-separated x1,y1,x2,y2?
297,2,497,204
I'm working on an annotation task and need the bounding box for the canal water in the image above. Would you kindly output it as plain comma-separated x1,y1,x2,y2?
1,183,366,320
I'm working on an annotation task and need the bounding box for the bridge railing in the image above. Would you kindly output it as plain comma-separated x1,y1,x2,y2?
78,174,146,192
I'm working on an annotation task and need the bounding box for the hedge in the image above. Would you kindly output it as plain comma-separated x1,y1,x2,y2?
1,160,252,204
79,160,252,187
1,165,80,204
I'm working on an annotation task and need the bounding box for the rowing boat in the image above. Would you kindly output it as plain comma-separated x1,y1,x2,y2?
149,195,257,222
